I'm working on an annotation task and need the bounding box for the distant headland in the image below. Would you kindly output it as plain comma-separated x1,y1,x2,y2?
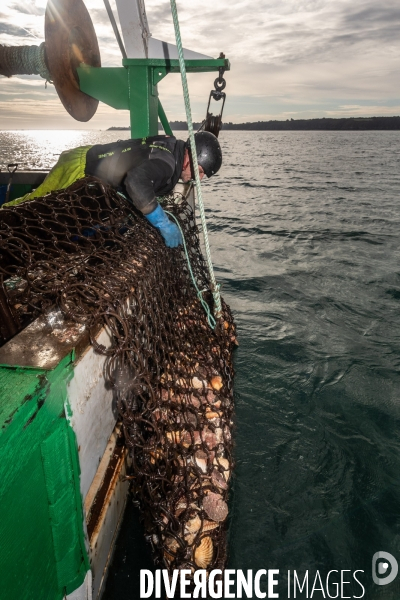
108,116,400,131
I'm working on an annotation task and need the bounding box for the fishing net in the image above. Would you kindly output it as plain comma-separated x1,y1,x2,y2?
0,177,236,586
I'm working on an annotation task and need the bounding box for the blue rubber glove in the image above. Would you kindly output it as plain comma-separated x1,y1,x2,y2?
145,204,183,248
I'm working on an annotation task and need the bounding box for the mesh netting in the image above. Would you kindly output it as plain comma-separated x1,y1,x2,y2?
0,177,236,584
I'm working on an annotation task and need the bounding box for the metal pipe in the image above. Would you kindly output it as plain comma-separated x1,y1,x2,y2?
158,100,173,136
103,0,127,59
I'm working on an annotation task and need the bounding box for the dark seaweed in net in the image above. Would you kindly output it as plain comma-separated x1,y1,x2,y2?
0,177,236,584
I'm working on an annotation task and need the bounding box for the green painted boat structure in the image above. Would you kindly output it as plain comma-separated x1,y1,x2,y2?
0,307,134,599
0,356,89,599
78,57,229,138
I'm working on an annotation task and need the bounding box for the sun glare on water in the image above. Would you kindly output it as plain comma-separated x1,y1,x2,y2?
0,130,98,171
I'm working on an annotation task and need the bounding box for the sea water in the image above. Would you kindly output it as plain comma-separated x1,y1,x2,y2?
1,129,400,598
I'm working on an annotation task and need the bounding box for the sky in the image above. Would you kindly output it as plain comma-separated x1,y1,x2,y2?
0,0,400,129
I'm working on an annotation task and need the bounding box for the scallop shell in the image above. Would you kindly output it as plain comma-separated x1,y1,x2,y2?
185,533,196,546
202,492,228,522
188,395,201,409
214,457,229,470
181,428,217,450
191,377,206,389
202,520,219,533
214,428,223,444
152,408,165,421
160,388,170,401
181,431,194,448
213,457,230,481
201,429,218,450
206,390,216,404
149,448,163,464
183,412,198,427
165,430,181,444
160,373,172,383
195,450,208,460
194,455,208,473
223,426,232,442
210,376,223,391
194,536,213,568
185,515,201,535
174,496,189,517
211,468,228,490
206,409,221,420
164,537,179,552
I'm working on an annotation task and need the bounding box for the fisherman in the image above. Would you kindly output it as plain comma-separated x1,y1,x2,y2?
3,132,222,248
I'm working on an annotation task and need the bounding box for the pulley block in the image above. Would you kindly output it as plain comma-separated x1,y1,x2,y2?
203,57,227,138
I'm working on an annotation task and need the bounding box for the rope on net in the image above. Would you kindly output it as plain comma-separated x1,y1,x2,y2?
0,42,51,81
169,0,223,320
165,209,216,330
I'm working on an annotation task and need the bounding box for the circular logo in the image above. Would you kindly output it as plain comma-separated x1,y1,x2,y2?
372,552,398,586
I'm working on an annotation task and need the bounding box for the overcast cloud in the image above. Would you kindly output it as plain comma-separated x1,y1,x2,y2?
0,0,399,129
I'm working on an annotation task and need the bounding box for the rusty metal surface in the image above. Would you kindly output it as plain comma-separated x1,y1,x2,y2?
45,0,101,122
0,310,86,369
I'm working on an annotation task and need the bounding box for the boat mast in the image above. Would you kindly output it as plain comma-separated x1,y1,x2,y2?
113,0,150,59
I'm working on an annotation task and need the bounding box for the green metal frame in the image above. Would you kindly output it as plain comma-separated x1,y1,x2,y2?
77,57,230,138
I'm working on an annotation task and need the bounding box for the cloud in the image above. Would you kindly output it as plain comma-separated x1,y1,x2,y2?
142,2,172,27
148,0,400,67
343,2,400,26
326,104,400,117
9,2,45,16
0,0,400,127
90,8,116,26
0,22,31,37
1,75,49,88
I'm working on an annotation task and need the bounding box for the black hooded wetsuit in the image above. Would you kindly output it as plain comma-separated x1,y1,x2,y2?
85,135,186,215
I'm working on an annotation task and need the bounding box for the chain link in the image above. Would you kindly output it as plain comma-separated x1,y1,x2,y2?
202,54,227,138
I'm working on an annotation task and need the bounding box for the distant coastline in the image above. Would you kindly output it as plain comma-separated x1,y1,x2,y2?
108,116,400,131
